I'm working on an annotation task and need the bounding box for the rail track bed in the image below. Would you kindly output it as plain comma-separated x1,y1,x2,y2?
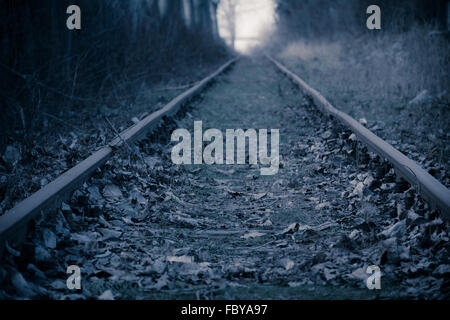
0,58,448,299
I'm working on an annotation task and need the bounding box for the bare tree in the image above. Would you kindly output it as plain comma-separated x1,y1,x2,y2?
218,0,238,49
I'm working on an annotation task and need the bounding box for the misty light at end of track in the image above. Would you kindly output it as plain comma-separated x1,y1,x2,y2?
217,0,276,53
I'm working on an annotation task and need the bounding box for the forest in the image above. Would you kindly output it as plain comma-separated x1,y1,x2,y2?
0,0,227,149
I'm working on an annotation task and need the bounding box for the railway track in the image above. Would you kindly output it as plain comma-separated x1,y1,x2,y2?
267,55,450,218
0,56,448,299
0,58,238,258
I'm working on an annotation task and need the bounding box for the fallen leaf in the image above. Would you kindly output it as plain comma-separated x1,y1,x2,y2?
242,232,265,239
167,256,194,263
348,267,367,281
252,192,267,200
154,273,169,290
103,185,123,202
280,258,294,271
43,229,57,249
98,228,122,241
281,223,299,234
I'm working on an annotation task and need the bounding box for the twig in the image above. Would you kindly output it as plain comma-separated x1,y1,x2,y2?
104,116,149,176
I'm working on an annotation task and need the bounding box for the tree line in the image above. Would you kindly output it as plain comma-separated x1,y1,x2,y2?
0,0,225,146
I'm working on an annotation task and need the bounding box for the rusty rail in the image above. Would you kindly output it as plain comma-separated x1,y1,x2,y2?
0,58,238,258
267,55,450,219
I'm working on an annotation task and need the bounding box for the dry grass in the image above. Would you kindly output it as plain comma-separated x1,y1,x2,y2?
278,25,449,177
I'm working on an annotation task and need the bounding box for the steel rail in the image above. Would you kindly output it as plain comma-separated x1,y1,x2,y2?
267,55,450,219
0,57,238,258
